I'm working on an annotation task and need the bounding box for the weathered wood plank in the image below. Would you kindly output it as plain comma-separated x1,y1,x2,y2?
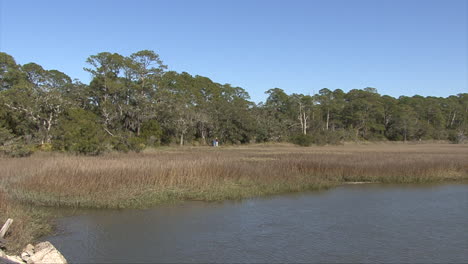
0,219,13,239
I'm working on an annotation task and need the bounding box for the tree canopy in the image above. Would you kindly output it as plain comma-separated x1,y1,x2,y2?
0,51,466,154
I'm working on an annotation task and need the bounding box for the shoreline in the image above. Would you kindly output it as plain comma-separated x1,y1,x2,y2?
1,179,467,256
1,143,467,254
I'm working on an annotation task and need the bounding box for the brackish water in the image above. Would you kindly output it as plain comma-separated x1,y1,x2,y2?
46,184,468,263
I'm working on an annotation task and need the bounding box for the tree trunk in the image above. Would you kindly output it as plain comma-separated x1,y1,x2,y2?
180,133,184,146
201,129,206,145
450,112,456,127
45,114,53,143
326,109,330,130
303,112,307,135
298,110,304,135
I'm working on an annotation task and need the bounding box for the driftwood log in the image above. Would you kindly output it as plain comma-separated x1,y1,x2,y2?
0,219,13,239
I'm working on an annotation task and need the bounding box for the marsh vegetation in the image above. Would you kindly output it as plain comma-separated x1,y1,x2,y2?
1,143,467,252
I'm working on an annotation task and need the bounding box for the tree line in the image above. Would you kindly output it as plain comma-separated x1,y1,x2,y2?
0,50,466,155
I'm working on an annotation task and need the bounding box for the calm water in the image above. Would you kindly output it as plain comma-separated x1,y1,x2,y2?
46,184,468,263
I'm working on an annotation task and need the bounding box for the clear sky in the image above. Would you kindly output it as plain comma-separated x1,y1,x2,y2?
1,0,466,103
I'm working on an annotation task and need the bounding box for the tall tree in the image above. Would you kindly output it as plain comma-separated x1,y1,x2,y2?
343,88,384,139
3,63,72,144
84,50,166,138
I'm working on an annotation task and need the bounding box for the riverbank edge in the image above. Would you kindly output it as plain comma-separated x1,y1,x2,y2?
2,177,467,255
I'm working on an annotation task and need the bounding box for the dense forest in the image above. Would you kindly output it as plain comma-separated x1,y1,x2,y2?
0,50,466,155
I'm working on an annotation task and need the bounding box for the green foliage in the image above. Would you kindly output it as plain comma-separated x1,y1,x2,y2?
140,119,162,146
0,126,14,145
290,131,344,147
52,108,107,155
128,137,146,152
1,143,33,158
290,134,314,146
323,130,345,145
112,134,146,153
1,51,467,151
116,136,145,153
112,140,130,153
448,130,465,144
35,143,53,152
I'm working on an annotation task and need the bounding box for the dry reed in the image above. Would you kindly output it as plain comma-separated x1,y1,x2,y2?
1,143,467,253
1,143,467,209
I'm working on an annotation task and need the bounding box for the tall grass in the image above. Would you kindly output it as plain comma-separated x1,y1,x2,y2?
1,143,467,209
1,143,467,253
0,189,52,253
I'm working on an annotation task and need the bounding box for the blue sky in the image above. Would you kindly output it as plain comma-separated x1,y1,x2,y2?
0,0,466,103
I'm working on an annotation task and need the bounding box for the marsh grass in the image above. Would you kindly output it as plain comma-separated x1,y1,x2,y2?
0,143,467,252
0,189,53,253
1,143,467,208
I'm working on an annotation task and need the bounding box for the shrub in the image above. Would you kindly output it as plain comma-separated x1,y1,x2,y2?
112,140,130,153
140,120,162,147
112,135,146,153
1,143,33,157
290,131,344,147
52,108,108,155
127,137,146,153
36,143,53,152
0,126,14,146
326,130,344,145
448,130,465,144
290,134,314,146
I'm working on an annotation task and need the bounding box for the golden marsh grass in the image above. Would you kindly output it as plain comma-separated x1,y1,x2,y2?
1,143,467,209
0,143,467,252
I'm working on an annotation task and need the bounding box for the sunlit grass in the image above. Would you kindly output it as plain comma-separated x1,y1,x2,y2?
0,143,467,253
1,143,467,208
